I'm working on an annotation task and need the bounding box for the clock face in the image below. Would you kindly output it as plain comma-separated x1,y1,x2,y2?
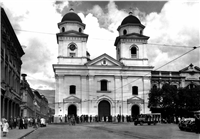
70,44,76,51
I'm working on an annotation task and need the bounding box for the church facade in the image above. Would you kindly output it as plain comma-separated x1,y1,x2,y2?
52,9,154,122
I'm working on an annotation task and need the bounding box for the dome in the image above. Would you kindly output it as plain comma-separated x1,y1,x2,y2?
61,9,82,23
121,12,141,25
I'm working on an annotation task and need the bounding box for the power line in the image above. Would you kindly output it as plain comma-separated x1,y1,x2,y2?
26,47,200,105
32,46,200,101
44,46,200,103
154,46,199,71
14,29,56,35
106,46,200,94
148,43,195,48
14,28,198,49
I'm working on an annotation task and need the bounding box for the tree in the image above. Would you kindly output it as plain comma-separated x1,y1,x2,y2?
148,87,162,109
148,84,200,118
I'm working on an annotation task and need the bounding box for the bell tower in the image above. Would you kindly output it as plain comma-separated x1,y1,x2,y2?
114,12,150,66
56,8,89,65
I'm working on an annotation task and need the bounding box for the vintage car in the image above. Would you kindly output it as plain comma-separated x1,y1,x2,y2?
178,118,196,132
134,113,161,126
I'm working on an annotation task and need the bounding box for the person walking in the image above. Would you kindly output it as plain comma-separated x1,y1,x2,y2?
2,119,9,137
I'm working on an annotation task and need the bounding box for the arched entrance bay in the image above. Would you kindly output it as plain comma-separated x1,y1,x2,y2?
131,105,140,119
98,100,110,119
68,105,77,116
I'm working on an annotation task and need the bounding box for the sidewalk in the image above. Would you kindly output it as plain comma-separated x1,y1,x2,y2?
1,127,36,139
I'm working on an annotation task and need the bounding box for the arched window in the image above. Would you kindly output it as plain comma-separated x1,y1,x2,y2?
101,80,107,91
153,84,157,89
132,86,138,95
140,30,143,35
62,27,65,32
123,29,127,35
79,28,82,33
70,85,76,94
131,46,137,58
187,84,196,89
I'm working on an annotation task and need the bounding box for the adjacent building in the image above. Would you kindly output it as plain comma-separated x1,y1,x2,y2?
53,9,154,122
151,64,200,89
1,7,25,120
20,74,35,117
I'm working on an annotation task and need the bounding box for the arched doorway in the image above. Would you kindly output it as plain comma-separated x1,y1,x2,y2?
98,100,110,119
131,105,140,119
68,105,77,116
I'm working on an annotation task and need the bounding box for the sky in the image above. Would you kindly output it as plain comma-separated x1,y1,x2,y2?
1,0,199,90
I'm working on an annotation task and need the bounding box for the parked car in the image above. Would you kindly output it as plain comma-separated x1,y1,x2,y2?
178,118,196,132
134,113,161,126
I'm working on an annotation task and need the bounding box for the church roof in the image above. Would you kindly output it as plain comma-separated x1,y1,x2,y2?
114,33,149,46
179,63,200,73
85,53,123,67
56,30,88,44
61,8,82,23
121,14,141,25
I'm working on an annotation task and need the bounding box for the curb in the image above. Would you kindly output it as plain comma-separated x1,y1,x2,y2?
18,128,37,139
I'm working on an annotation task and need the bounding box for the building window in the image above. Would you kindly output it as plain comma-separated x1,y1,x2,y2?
140,30,143,35
131,46,138,58
70,85,76,94
187,84,196,89
69,53,75,57
79,28,82,33
68,43,77,57
62,27,65,32
132,86,138,95
153,84,157,89
123,29,127,35
101,80,107,91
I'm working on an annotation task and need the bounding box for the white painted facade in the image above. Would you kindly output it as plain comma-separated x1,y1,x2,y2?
53,10,154,123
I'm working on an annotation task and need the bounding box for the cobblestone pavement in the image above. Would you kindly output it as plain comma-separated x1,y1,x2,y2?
1,127,36,139
20,123,200,139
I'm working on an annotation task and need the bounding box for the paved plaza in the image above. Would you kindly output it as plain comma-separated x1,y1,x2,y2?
7,123,199,139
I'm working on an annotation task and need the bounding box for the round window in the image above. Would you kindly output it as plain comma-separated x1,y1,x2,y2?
123,29,127,35
69,44,76,51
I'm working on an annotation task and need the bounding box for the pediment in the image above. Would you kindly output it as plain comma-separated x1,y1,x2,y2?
63,96,81,103
180,64,200,73
86,53,122,67
127,96,144,104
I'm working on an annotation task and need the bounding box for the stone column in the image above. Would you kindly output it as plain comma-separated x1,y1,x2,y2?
122,76,128,116
88,75,94,115
81,75,87,115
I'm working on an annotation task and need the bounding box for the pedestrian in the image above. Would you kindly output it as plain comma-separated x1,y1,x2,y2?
2,119,9,137
9,117,13,129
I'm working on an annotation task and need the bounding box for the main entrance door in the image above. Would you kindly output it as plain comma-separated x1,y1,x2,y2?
98,100,110,119
68,105,77,116
131,105,140,119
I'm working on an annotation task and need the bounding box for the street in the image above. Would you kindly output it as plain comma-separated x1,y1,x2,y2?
24,123,200,139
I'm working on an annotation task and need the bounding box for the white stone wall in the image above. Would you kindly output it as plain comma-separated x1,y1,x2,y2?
54,68,152,121
119,26,142,35
59,23,84,33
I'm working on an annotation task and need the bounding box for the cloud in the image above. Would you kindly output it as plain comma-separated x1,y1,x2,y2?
1,0,61,89
1,0,199,90
144,1,199,70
